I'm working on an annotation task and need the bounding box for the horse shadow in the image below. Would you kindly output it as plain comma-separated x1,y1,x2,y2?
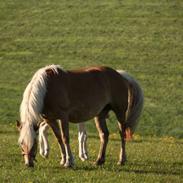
42,160,182,177
107,160,182,176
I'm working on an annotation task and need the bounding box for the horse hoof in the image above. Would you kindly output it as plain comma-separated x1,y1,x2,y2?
117,160,126,166
95,159,105,166
79,153,88,161
79,156,86,162
64,162,73,168
44,154,48,159
40,154,44,158
44,149,49,157
83,153,88,160
40,154,47,159
40,150,45,158
60,159,66,166
43,151,49,158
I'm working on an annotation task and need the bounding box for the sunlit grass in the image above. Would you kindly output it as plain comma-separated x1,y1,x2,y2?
0,0,183,182
0,125,182,182
0,0,182,138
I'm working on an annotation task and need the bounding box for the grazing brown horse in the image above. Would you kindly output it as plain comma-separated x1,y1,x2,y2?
17,65,143,167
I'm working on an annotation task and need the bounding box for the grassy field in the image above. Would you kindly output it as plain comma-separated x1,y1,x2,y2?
0,126,182,183
0,0,183,182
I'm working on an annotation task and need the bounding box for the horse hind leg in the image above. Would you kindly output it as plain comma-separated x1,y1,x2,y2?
82,130,88,159
78,123,88,161
94,112,109,165
116,112,127,165
59,118,74,168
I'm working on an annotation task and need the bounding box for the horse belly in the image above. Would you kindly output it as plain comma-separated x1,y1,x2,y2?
68,101,106,123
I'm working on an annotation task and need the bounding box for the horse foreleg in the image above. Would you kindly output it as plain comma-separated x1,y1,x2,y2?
39,126,45,157
59,119,74,168
41,123,49,158
39,122,49,158
78,123,88,161
46,119,66,166
94,116,109,165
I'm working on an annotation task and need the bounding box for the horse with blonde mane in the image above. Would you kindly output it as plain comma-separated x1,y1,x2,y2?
17,65,143,167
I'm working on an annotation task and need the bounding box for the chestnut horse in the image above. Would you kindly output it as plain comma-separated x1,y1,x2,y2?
17,65,143,167
38,70,143,162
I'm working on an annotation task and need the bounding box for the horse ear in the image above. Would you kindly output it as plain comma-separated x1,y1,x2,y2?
16,120,22,131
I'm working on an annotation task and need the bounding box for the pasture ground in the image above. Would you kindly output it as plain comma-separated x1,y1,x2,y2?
0,0,182,182
0,124,182,183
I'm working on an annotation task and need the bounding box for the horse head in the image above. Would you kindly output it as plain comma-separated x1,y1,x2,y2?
17,120,38,167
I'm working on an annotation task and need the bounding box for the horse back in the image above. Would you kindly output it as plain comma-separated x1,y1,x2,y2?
43,66,129,121
67,66,128,102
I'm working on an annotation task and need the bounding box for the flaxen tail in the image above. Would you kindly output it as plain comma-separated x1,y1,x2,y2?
117,70,144,140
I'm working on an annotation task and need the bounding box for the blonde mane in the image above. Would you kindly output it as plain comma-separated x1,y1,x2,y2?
19,64,61,150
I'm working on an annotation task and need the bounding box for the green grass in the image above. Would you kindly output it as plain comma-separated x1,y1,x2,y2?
0,125,182,183
0,0,183,182
0,0,183,138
